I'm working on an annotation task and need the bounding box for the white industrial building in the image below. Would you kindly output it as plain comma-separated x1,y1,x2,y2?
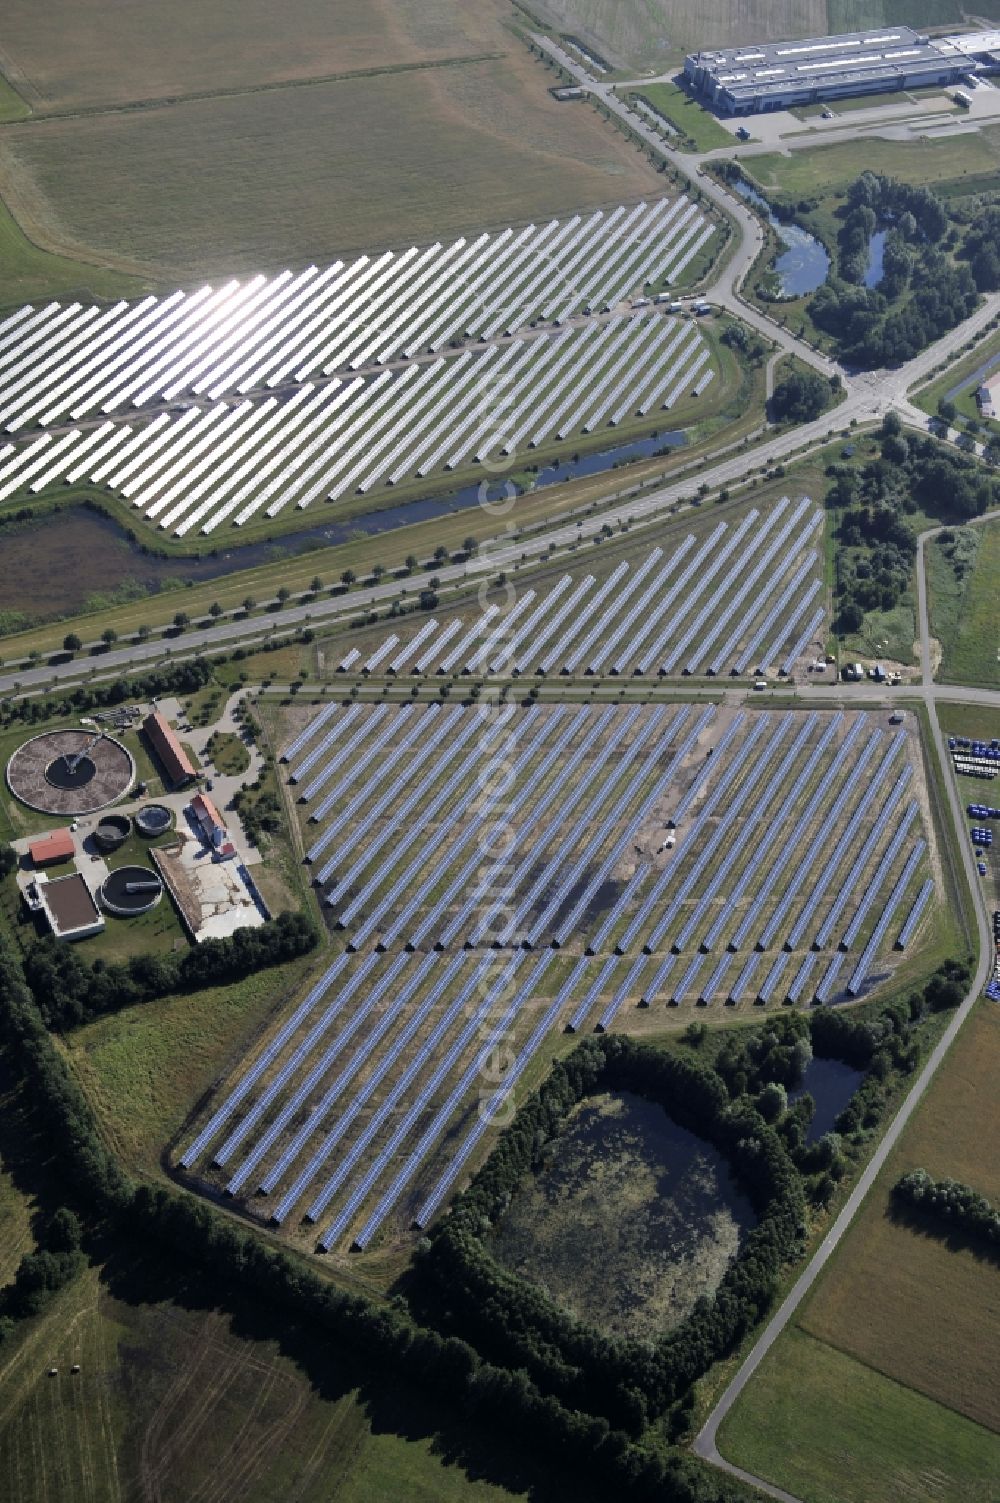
684,26,1000,115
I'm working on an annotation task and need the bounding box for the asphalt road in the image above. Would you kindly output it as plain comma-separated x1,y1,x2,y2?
691,515,997,1498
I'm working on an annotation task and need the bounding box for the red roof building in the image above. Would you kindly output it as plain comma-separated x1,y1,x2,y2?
189,792,235,858
143,711,195,787
28,829,75,867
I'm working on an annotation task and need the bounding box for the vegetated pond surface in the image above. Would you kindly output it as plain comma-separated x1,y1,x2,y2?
731,178,830,296
792,1055,864,1141
489,1090,756,1339
864,228,889,289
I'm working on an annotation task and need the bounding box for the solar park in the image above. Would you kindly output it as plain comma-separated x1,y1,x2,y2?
338,494,826,681
177,694,939,1257
0,197,721,536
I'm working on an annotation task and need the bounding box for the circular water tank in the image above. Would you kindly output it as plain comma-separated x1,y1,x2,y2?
135,804,173,837
98,865,163,916
93,813,132,852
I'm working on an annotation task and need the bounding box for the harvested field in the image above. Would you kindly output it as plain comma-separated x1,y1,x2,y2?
530,0,827,65
0,0,509,113
0,54,661,280
797,1002,1000,1435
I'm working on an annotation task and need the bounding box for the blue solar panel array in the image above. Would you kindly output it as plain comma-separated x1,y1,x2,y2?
177,703,939,1251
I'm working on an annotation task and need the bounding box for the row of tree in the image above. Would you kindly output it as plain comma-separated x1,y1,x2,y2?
24,909,317,1030
0,935,750,1503
0,1208,85,1341
0,657,214,729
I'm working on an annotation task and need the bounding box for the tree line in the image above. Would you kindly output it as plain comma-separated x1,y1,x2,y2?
24,909,317,1030
892,1169,1000,1254
0,657,214,730
411,1033,808,1434
0,935,751,1503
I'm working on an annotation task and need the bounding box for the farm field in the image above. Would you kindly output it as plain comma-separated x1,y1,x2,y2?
721,1000,1000,1503
526,0,962,69
718,1326,1000,1503
927,517,1000,688
0,1262,545,1503
0,53,662,283
0,0,509,113
175,696,942,1263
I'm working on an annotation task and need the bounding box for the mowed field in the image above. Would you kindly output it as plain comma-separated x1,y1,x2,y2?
721,1002,1000,1503
0,1264,535,1503
0,2,661,285
745,127,1000,198
0,0,508,112
719,1327,1000,1503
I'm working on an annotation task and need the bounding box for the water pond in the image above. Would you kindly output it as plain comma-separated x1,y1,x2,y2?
489,1090,756,1339
864,229,889,289
792,1055,864,1141
731,178,830,297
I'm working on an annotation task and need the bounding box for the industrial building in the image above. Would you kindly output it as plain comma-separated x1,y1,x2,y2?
684,26,1000,115
28,829,75,867
189,791,237,860
27,872,105,941
143,710,195,788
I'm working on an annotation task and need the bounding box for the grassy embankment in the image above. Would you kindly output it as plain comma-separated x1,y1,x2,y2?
913,326,1000,440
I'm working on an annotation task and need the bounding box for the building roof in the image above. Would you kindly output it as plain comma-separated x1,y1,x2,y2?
143,711,195,785
685,24,980,107
28,829,75,866
190,792,225,831
38,872,103,937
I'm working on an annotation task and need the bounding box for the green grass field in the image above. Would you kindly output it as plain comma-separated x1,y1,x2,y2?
718,1327,1000,1503
927,517,1000,689
0,186,151,309
745,128,1000,198
64,953,321,1175
630,82,735,151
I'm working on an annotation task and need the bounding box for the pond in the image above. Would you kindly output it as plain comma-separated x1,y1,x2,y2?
731,178,830,297
489,1090,756,1339
792,1055,864,1141
864,228,889,289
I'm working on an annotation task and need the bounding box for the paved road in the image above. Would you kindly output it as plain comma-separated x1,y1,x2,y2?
692,514,997,1499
